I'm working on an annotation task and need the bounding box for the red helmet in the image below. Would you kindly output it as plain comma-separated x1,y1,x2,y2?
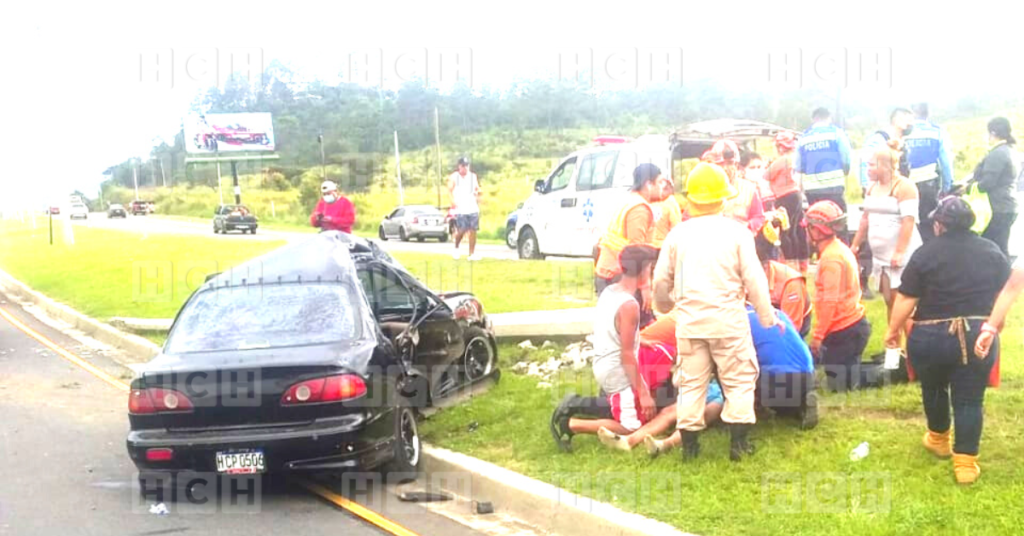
707,139,739,165
775,132,796,152
803,200,847,235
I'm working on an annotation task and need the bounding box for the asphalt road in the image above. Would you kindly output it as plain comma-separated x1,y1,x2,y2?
69,213,533,261
0,294,489,536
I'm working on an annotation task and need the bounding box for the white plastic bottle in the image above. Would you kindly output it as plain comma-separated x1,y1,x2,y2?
850,442,870,461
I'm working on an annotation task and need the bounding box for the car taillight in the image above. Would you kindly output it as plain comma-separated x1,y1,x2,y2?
129,388,195,414
281,374,366,405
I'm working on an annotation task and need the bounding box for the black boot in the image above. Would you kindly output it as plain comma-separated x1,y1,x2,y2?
799,391,819,430
681,430,700,460
729,424,756,461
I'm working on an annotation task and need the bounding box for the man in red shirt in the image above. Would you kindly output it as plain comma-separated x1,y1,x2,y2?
310,180,355,233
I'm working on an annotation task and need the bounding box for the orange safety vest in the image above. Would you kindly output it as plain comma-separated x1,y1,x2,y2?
599,193,654,253
767,261,811,324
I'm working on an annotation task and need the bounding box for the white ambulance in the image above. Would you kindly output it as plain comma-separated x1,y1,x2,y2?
514,120,797,260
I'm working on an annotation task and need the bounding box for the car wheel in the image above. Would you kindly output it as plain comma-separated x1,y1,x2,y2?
213,224,219,234
383,403,421,481
506,223,517,249
462,327,496,382
399,227,408,242
438,233,449,243
517,227,544,260
250,227,257,235
379,226,388,241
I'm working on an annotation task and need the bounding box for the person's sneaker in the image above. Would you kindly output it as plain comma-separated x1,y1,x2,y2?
468,253,482,262
800,391,819,430
452,252,461,260
549,394,578,453
597,427,631,451
644,435,664,459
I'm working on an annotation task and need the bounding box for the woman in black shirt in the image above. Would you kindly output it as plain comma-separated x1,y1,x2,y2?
884,196,1010,485
970,117,1018,256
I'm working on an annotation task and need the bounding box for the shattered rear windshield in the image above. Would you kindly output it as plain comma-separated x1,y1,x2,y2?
165,283,365,354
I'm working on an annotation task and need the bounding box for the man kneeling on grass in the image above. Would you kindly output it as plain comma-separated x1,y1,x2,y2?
549,314,724,452
548,245,687,450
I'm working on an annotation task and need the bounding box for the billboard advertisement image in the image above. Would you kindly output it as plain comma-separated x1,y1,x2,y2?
185,113,275,154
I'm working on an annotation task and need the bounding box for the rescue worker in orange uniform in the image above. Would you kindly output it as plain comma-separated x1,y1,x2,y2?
767,131,810,274
804,200,871,392
594,164,667,320
761,252,812,337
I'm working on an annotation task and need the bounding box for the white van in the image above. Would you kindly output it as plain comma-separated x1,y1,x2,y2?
514,120,797,260
514,136,672,259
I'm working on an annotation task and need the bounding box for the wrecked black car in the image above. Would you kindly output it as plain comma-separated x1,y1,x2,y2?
126,231,498,495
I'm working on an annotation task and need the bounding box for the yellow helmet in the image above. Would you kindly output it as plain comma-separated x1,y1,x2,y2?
684,162,737,205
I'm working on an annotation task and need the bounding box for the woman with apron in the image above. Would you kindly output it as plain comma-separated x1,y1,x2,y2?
852,148,923,334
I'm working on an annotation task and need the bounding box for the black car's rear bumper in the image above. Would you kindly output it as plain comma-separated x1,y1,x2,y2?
127,410,395,474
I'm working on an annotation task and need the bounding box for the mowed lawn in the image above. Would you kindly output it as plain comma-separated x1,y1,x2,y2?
420,308,1024,535
0,220,594,324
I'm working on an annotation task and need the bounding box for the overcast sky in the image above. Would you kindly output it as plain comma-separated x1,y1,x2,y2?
2,0,1019,210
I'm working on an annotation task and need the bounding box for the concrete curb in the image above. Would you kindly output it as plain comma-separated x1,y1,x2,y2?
0,267,160,365
0,268,692,536
423,445,694,536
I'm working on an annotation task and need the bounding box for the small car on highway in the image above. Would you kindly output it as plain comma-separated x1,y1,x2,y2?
126,232,498,496
378,205,449,242
213,204,258,234
69,203,89,220
107,203,127,219
130,200,154,215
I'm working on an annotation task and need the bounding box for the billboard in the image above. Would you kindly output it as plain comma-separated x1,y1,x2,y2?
184,113,275,154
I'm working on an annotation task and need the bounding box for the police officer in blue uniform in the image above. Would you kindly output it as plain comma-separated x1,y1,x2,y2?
905,103,955,243
794,107,853,221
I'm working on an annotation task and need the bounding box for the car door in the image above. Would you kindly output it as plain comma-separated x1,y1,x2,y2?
533,157,577,256
385,208,404,236
569,149,620,256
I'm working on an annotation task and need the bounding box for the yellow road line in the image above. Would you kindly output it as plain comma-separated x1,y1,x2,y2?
293,477,422,536
0,307,130,392
0,305,421,536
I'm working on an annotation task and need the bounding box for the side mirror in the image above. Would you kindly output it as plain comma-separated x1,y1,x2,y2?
534,179,546,194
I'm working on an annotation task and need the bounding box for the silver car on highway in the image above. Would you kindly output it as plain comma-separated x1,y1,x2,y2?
378,204,449,242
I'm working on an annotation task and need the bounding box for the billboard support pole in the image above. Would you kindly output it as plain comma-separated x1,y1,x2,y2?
231,161,241,205
159,157,167,187
49,211,53,245
216,148,224,205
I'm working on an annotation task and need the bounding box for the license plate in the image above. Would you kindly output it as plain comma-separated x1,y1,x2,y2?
424,219,436,226
215,450,265,474
236,225,250,229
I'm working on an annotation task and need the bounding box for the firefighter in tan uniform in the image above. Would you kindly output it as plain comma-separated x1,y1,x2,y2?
653,162,777,462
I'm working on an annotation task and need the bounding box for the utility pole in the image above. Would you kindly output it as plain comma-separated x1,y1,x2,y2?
319,129,326,180
215,143,224,205
394,131,404,206
132,160,139,201
835,86,844,130
434,107,442,208
159,156,167,187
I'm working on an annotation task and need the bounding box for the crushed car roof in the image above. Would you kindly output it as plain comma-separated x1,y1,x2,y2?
201,231,393,290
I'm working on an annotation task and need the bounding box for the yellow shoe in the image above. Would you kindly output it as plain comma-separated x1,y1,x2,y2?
922,430,952,459
953,453,980,485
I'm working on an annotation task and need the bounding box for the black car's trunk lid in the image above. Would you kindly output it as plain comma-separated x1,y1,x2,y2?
137,364,348,430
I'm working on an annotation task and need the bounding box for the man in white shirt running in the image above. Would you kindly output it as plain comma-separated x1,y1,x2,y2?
448,157,482,260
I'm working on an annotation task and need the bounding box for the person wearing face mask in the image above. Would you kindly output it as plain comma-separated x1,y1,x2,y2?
859,108,915,194
695,140,766,236
851,147,922,348
968,117,1019,257
309,180,356,233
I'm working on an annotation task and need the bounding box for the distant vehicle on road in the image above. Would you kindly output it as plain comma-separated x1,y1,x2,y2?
48,206,60,215
126,232,498,498
213,204,258,234
378,205,449,242
130,200,154,215
107,204,127,219
69,203,89,220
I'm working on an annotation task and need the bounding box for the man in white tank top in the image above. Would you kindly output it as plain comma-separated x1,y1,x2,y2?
447,157,481,260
